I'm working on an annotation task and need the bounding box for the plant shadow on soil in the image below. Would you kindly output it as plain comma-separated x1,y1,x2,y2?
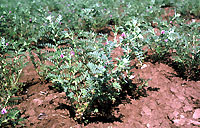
53,80,160,125
145,53,200,81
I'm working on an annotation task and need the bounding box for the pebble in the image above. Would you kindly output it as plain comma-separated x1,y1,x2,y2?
146,123,150,128
180,114,185,118
193,109,200,119
33,99,43,106
173,111,179,118
183,105,193,112
188,120,200,126
173,118,186,126
142,106,151,116
170,87,178,93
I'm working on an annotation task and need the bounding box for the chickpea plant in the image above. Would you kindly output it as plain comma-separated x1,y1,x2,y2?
0,38,27,127
36,30,139,122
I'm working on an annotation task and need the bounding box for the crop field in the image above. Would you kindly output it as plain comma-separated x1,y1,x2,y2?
0,0,200,127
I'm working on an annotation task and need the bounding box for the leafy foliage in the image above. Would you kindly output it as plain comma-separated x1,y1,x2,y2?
0,38,27,127
35,30,139,122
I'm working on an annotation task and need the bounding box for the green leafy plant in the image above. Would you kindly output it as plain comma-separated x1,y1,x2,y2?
0,94,24,127
35,30,141,122
0,38,27,127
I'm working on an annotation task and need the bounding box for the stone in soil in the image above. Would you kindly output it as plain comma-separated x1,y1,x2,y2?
193,109,200,119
